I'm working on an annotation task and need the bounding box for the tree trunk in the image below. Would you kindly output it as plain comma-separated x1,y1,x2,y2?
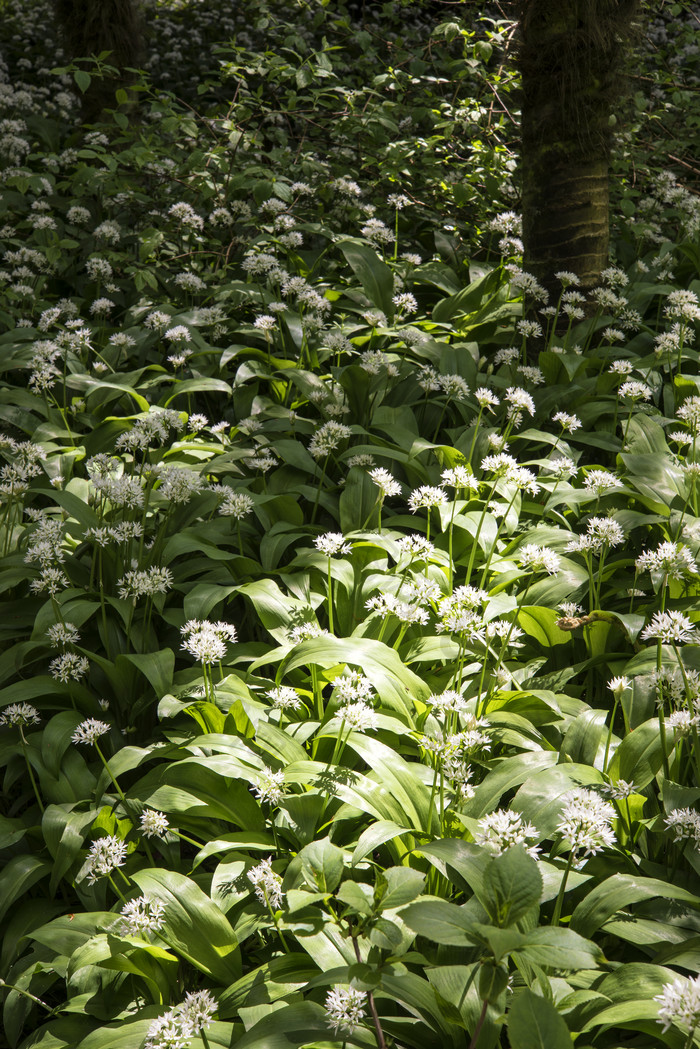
54,0,145,122
516,0,639,299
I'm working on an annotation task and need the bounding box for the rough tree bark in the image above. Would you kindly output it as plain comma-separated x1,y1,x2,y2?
515,0,640,298
54,0,145,122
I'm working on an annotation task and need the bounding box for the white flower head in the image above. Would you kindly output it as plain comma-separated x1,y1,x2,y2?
71,719,110,745
140,810,170,839
324,986,366,1035
655,974,700,1034
556,788,615,864
369,467,401,498
84,835,128,884
118,895,165,937
0,703,41,728
475,809,540,858
315,532,351,556
248,857,284,909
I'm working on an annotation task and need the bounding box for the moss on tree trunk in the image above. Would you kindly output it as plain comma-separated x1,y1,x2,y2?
515,0,639,298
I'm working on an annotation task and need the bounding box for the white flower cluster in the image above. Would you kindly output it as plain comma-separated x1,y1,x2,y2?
314,532,351,556
84,835,128,884
144,990,217,1049
556,789,615,864
71,719,110,746
475,809,540,858
0,703,41,727
180,620,237,664
655,974,700,1034
324,986,366,1035
118,895,165,937
641,610,699,644
664,807,700,843
247,857,284,909
635,541,698,579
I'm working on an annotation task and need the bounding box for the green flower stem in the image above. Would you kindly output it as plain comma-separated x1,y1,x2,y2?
466,408,484,467
19,728,44,813
311,454,330,525
108,873,127,902
468,998,489,1049
478,487,519,590
352,935,387,1049
465,479,498,584
172,828,206,850
603,695,620,773
657,638,671,780
327,556,334,635
0,978,53,1014
550,852,574,926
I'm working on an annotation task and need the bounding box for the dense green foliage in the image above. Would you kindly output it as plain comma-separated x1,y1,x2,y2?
2,2,700,1048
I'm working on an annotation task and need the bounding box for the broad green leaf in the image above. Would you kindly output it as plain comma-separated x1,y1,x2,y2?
607,718,674,788
296,837,345,893
480,847,542,927
508,988,573,1049
402,898,482,946
571,873,700,937
338,238,394,319
131,868,241,983
376,867,425,911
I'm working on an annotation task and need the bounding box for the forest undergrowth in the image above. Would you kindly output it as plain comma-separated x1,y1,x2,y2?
2,2,700,1048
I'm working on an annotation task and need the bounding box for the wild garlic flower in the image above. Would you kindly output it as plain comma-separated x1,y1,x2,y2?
641,611,699,645
333,671,375,704
365,593,429,625
474,388,500,412
118,895,165,937
517,544,560,575
309,421,352,459
438,373,470,399
324,986,366,1035
635,541,698,579
582,470,623,496
266,686,302,711
664,807,700,843
253,767,286,805
556,789,615,864
396,534,435,560
248,857,284,909
505,386,536,427
677,396,700,434
655,974,700,1035
665,289,700,323
543,455,576,479
219,490,255,518
608,676,631,698
46,622,80,647
84,835,128,884
71,719,110,745
338,701,378,732
441,466,479,491
180,620,237,664
287,622,327,644
619,380,652,401
140,810,170,839
494,346,519,365
408,485,448,512
566,516,625,554
475,809,540,858
552,411,581,432
668,710,700,735
314,532,351,556
393,292,418,315
427,690,471,716
118,566,174,603
49,653,90,683
145,991,217,1049
0,703,41,728
369,467,401,497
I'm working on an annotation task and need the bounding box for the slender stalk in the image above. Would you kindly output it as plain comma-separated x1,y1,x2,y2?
352,936,387,1049
468,998,489,1049
551,852,574,926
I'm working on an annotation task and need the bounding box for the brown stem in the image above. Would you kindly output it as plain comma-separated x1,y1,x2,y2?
352,936,387,1049
468,998,489,1049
